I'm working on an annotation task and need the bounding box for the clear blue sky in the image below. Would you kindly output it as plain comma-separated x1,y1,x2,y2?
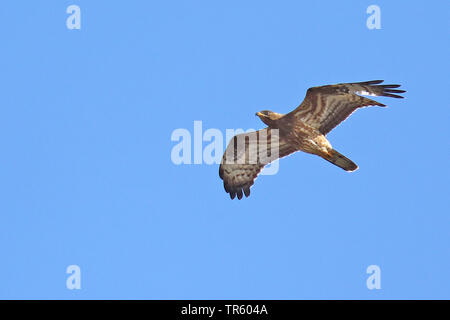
0,1,449,299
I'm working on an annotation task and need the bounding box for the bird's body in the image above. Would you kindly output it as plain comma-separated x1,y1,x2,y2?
219,80,405,199
279,116,331,156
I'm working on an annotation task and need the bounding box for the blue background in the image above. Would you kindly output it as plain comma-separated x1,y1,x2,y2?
0,1,449,299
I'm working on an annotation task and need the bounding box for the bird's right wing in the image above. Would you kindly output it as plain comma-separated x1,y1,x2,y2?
289,80,405,135
219,128,297,200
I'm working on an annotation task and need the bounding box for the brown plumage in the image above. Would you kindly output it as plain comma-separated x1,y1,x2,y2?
219,80,405,199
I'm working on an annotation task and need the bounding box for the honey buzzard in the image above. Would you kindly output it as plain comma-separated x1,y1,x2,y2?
219,80,405,199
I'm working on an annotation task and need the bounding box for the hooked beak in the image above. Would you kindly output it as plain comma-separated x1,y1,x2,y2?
255,112,263,117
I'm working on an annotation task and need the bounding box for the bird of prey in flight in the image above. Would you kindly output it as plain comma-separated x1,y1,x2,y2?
219,80,405,200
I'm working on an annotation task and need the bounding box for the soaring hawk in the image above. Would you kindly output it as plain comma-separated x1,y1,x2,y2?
219,80,405,200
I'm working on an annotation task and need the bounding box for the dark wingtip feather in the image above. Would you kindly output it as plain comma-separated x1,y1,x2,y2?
360,80,384,85
384,89,406,93
243,186,250,197
383,93,404,99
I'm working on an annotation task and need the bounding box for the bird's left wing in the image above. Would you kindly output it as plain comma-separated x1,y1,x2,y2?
219,128,297,200
289,80,405,135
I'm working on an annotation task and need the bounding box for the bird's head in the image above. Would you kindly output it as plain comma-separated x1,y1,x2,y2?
256,110,284,126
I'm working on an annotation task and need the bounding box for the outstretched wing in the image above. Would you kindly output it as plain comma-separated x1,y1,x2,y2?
290,80,405,135
219,128,297,200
